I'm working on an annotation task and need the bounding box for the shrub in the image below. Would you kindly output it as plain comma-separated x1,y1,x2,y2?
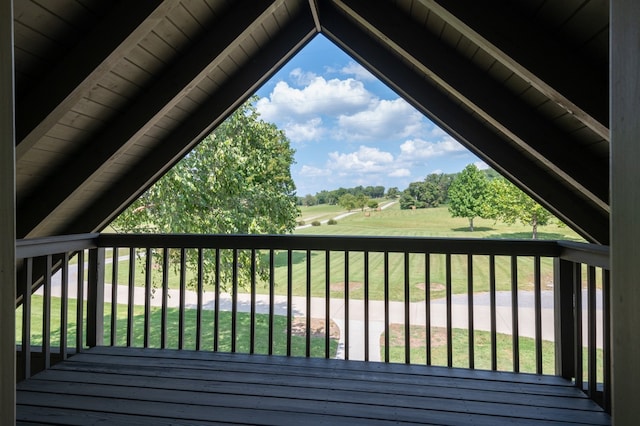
311,220,321,226
297,220,305,226
327,219,338,225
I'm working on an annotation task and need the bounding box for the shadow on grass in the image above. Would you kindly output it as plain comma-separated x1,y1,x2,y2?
451,227,496,233
489,231,573,240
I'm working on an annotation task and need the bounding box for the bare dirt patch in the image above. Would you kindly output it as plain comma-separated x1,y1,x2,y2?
382,324,448,348
290,317,340,340
415,282,446,292
329,281,363,292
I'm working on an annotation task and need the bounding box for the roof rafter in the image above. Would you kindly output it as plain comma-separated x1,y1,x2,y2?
419,0,609,140
15,0,175,160
320,0,609,244
17,0,289,238
61,13,318,235
333,0,608,212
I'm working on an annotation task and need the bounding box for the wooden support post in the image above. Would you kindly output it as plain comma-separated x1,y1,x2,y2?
553,258,575,380
86,248,105,347
612,0,640,422
0,0,16,423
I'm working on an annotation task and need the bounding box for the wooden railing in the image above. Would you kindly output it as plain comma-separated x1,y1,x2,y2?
15,233,610,412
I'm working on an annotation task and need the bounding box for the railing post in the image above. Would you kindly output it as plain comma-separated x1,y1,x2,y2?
87,247,105,347
554,258,575,380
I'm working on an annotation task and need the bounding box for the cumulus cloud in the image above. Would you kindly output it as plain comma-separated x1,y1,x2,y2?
398,137,466,161
389,168,411,177
256,76,374,121
340,61,376,81
474,160,490,170
327,145,394,174
283,117,324,142
289,68,317,86
300,165,331,177
336,98,424,141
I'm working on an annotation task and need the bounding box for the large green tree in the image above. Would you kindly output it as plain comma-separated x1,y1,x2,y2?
447,164,489,231
486,177,553,239
111,97,298,289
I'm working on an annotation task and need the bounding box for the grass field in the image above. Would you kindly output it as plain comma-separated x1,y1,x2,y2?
107,204,583,301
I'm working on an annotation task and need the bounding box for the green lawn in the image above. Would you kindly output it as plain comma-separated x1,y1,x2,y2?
17,295,338,358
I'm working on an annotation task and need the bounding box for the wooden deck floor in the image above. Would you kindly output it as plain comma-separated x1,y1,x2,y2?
16,347,610,425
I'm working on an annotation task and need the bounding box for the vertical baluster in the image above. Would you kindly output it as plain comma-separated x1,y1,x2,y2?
179,248,186,350
511,256,520,373
43,255,52,368
364,251,370,362
404,252,410,365
574,264,583,389
144,248,151,348
384,251,390,363
161,248,169,349
196,248,203,351
425,253,431,366
269,249,275,355
446,254,452,368
467,255,474,369
306,249,312,358
250,249,256,355
232,249,238,353
490,255,497,371
61,253,69,359
325,251,330,359
344,250,349,361
126,248,134,347
110,248,118,347
588,266,597,398
214,248,220,352
287,250,293,356
602,269,611,413
87,248,105,349
22,257,32,379
534,256,543,374
76,250,85,352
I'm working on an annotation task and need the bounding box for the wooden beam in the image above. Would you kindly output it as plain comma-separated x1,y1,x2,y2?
333,0,609,212
0,0,16,422
60,14,317,235
16,0,287,238
320,0,609,244
15,0,173,159
419,0,609,140
611,0,640,421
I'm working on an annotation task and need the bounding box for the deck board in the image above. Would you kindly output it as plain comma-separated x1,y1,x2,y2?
16,347,611,425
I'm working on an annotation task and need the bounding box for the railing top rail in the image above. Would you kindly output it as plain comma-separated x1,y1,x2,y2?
16,233,99,259
558,240,610,269
97,233,562,257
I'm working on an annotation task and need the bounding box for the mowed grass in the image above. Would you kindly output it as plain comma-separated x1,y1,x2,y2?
108,205,583,301
17,295,338,358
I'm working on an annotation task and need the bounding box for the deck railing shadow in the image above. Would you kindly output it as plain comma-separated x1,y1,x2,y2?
15,233,610,412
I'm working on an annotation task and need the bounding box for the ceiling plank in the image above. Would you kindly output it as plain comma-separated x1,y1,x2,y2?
60,14,318,235
333,0,608,212
418,0,609,140
320,0,608,244
15,0,175,160
16,0,290,238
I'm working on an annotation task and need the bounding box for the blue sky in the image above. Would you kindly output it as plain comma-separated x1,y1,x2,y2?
255,34,485,196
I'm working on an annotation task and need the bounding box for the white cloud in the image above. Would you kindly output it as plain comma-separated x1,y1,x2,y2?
256,76,374,121
389,168,410,177
336,98,424,141
327,145,394,174
283,117,324,143
398,137,466,161
474,160,489,170
299,165,331,177
340,61,376,81
289,68,317,86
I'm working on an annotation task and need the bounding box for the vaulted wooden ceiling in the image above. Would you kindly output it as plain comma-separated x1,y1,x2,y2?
12,0,609,243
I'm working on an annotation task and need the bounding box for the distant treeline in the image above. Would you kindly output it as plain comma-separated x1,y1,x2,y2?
298,169,498,209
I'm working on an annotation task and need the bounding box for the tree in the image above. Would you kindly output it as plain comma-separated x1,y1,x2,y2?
486,178,553,239
303,194,317,206
338,193,357,211
356,194,369,211
111,97,298,289
386,187,400,199
447,164,489,231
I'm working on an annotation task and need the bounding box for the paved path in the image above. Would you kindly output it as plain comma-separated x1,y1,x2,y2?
296,201,397,230
40,264,605,361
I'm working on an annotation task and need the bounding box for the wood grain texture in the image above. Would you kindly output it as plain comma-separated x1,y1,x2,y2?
16,347,610,425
